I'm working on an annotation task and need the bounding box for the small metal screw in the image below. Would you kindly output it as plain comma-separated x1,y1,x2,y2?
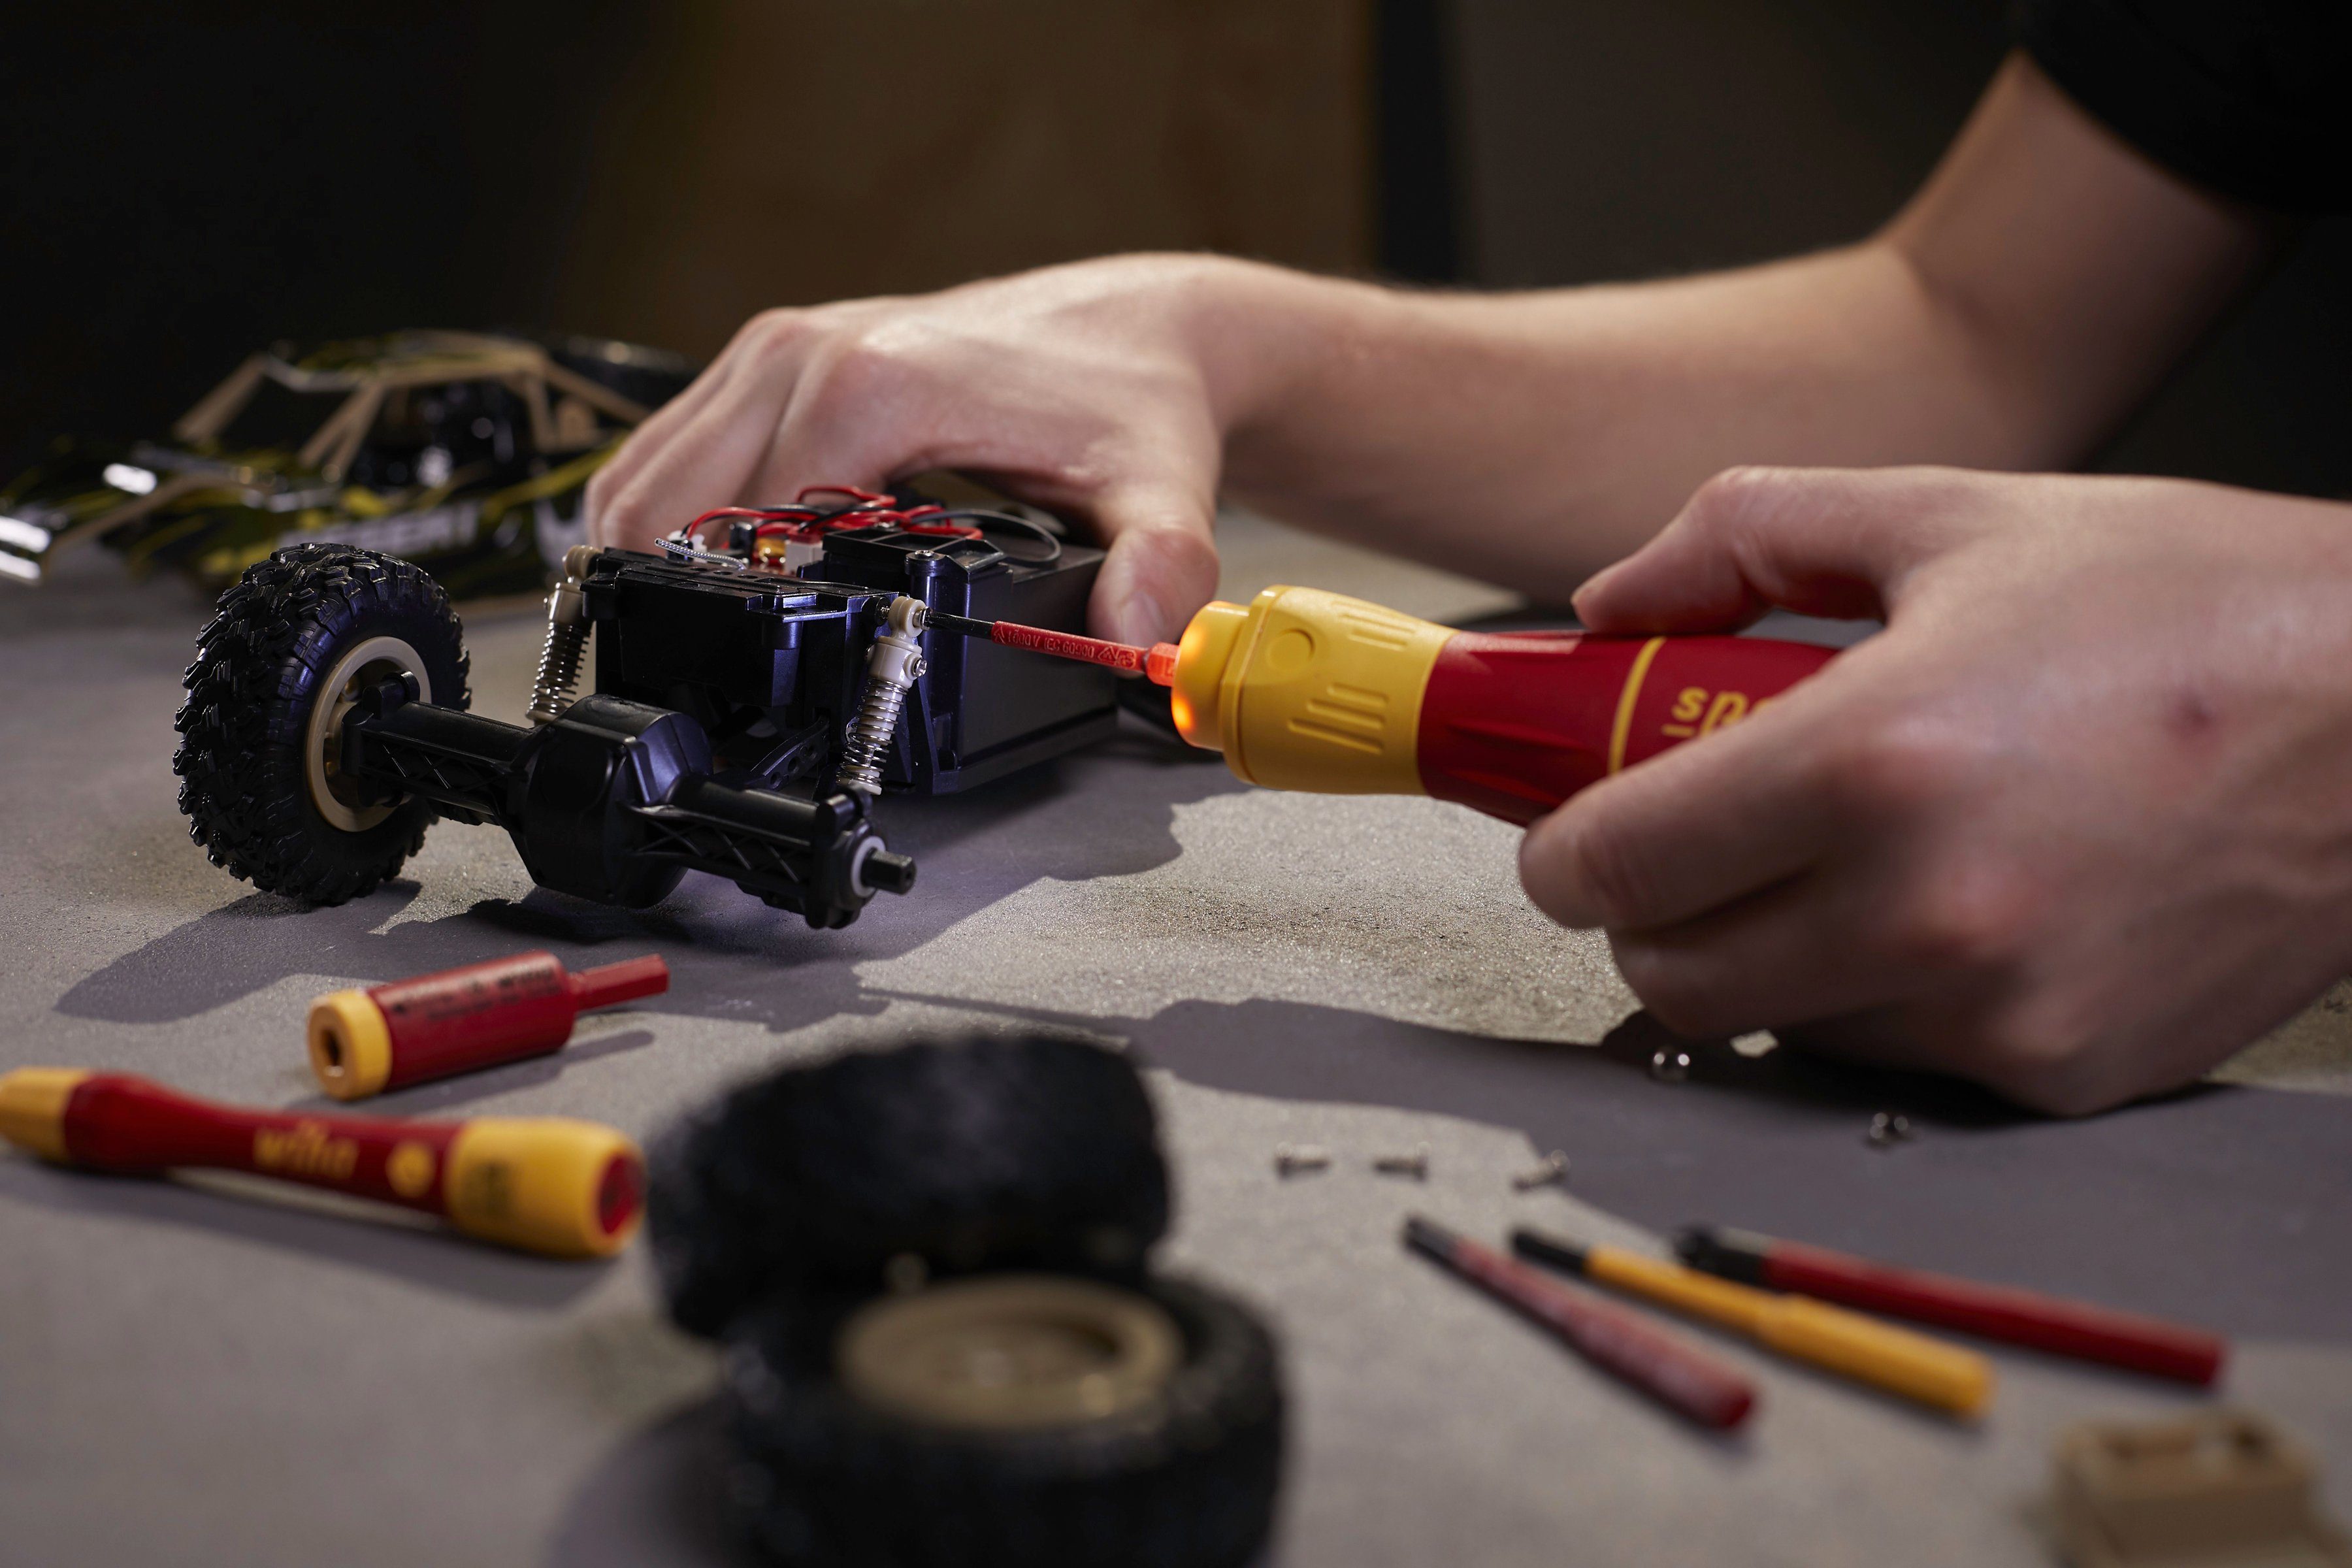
1372,1143,1431,1180
1275,1142,1332,1177
1865,1111,1915,1150
1649,1049,1692,1083
1511,1151,1571,1191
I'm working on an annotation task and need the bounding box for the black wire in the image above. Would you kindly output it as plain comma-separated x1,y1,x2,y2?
923,508,1064,564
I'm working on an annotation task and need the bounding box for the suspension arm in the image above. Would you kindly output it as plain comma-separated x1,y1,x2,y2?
340,692,913,928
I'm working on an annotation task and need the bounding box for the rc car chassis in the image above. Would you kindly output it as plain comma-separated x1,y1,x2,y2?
175,489,1119,928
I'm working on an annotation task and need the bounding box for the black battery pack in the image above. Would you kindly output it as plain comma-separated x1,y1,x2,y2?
583,518,1118,796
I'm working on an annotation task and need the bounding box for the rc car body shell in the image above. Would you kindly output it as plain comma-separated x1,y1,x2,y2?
0,331,692,594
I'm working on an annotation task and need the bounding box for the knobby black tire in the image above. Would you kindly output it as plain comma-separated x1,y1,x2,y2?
648,1034,1171,1339
173,542,469,905
725,1275,1285,1568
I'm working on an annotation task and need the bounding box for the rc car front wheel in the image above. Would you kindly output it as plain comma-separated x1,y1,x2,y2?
174,543,470,904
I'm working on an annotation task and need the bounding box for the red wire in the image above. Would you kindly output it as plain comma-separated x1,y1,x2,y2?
683,506,815,546
681,490,983,553
794,483,892,506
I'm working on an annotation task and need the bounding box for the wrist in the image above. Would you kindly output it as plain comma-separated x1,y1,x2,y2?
1160,255,1398,449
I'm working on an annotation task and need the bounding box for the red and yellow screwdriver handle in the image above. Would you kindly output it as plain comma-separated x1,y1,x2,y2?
308,950,670,1102
0,1068,642,1258
1162,586,1838,825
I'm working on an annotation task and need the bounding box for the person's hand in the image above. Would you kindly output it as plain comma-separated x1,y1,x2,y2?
588,254,1272,645
1520,465,2352,1113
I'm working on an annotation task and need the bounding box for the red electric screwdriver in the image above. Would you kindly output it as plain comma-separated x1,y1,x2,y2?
926,585,1837,823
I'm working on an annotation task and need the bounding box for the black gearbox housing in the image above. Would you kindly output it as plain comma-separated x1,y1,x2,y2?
592,521,1118,794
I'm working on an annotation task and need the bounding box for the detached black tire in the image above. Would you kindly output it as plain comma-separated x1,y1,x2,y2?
648,1036,1169,1339
725,1275,1284,1568
174,543,469,905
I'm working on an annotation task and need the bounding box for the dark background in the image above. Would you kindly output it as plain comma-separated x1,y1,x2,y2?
1,5,638,466
4,1,2346,500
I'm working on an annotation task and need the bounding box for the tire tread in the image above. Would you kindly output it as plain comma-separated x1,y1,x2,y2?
173,543,469,904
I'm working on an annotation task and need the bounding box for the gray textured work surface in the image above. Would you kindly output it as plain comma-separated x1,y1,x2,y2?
3,517,2349,1567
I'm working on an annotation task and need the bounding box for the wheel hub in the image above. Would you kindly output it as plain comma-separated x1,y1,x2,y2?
305,634,433,832
837,1275,1182,1431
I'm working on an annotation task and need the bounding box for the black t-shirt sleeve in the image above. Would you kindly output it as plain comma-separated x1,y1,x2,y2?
2012,0,2352,213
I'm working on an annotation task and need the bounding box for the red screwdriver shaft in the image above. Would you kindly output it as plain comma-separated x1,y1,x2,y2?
923,609,1179,683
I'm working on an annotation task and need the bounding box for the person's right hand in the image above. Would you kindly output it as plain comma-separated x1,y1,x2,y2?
1519,464,2352,1114
587,253,1257,646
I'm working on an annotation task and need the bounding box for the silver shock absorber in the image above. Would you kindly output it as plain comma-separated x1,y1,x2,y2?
834,596,927,796
527,545,596,726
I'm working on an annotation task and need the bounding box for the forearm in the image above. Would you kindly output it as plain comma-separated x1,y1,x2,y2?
1198,54,2274,600
586,61,2270,646
1203,246,2021,598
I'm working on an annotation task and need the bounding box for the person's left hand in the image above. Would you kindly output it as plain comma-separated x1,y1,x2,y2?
1519,464,2352,1113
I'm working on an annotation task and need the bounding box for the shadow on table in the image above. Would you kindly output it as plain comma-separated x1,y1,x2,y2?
542,1395,1284,1568
874,987,2352,1343
57,732,1235,1045
0,1154,613,1308
275,1027,662,1116
546,1397,745,1568
47,711,2352,1339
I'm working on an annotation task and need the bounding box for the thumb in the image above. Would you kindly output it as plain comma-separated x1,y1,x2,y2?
1572,465,1975,635
1086,482,1220,645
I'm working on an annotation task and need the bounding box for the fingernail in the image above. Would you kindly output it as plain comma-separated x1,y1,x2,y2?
1111,586,1169,646
1571,564,1619,613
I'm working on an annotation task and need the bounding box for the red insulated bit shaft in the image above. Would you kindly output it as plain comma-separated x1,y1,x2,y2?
921,609,1180,683
1407,1217,1756,1430
1677,1226,2225,1384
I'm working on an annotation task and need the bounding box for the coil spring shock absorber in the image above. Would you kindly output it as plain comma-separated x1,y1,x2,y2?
834,596,926,795
527,546,596,727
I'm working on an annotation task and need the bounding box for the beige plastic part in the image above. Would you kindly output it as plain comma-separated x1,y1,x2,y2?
305,634,433,833
2053,1410,2352,1567
442,1118,644,1258
1169,585,1454,796
0,1068,92,1161
837,1275,1183,1432
306,988,393,1101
